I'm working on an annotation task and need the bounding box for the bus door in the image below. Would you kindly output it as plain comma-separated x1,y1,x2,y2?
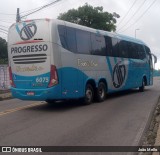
145,46,154,85
149,54,153,85
59,23,79,98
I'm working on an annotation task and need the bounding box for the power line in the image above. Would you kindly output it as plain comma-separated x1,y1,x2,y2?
0,19,13,24
20,6,43,15
119,0,158,33
20,0,59,14
0,25,9,29
0,13,15,16
0,31,8,35
0,28,8,32
21,0,62,18
118,0,138,26
117,0,147,32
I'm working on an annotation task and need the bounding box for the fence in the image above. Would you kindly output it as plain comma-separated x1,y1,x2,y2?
0,64,10,90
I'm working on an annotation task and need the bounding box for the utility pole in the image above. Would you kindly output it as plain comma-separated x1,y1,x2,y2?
16,8,21,22
135,28,140,38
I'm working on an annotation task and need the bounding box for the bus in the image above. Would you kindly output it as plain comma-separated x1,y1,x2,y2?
8,19,156,104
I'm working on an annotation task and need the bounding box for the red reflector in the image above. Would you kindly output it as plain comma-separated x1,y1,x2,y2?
48,65,58,87
24,20,34,22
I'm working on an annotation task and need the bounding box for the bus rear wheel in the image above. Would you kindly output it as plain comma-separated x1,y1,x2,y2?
96,82,106,102
139,78,145,92
83,84,94,105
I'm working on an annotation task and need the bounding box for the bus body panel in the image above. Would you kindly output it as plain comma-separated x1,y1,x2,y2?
8,19,55,99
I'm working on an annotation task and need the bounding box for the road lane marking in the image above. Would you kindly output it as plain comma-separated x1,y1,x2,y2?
0,102,45,116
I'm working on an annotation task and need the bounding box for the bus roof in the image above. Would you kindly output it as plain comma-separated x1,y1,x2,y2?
55,19,147,46
10,18,147,46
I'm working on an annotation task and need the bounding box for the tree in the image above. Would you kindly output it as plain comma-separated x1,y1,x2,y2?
58,3,120,32
0,37,8,64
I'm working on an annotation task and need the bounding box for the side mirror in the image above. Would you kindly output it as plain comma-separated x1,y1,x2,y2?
151,53,157,64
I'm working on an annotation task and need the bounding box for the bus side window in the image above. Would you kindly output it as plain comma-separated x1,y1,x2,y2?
144,46,151,61
112,38,119,57
127,42,137,59
119,40,128,58
91,33,106,56
66,27,77,53
76,29,91,55
134,43,139,59
145,46,153,68
105,36,112,57
58,25,68,49
138,45,146,60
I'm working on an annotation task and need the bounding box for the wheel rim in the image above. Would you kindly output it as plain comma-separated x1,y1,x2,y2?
142,80,145,89
99,86,105,99
86,89,93,103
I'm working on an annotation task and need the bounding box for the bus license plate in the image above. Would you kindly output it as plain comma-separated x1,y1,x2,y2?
26,91,35,96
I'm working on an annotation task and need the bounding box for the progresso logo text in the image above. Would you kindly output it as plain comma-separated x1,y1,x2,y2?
11,44,48,54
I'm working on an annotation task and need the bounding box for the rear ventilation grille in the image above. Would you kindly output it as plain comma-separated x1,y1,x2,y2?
13,54,47,64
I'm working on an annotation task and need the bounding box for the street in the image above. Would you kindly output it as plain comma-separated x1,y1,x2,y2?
0,77,160,154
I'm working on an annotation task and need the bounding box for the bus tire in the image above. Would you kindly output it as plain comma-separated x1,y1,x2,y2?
83,84,94,105
96,82,106,102
45,99,56,104
139,78,145,92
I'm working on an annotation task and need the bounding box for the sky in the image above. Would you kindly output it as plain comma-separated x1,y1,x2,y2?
0,0,160,69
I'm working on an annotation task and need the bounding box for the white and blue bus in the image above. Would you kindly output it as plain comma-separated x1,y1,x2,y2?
8,19,155,104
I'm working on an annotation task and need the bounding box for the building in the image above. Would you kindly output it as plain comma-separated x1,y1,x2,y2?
0,64,10,89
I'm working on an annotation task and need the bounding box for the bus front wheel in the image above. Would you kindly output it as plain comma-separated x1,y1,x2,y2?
139,78,145,92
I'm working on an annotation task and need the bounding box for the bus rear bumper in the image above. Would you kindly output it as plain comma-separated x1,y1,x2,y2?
11,86,62,101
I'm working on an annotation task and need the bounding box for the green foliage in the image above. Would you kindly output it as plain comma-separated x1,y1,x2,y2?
0,37,8,64
58,3,120,32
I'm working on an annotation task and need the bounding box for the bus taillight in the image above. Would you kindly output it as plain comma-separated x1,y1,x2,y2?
48,65,58,87
9,66,16,88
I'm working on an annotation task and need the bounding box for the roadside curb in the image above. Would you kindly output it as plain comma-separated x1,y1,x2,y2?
152,124,160,155
0,93,12,101
153,97,160,155
137,94,160,155
138,95,160,147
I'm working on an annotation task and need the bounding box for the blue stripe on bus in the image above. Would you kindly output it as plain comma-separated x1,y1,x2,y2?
11,67,88,100
23,22,26,26
16,25,20,34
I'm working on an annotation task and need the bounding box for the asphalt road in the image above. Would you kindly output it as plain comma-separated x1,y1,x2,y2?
0,77,160,154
